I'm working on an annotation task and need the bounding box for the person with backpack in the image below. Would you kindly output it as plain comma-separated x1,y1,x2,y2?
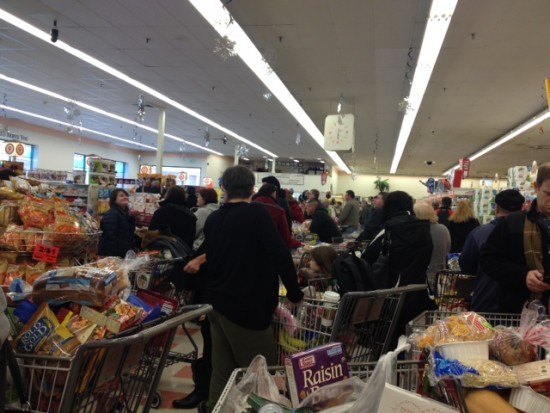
149,186,197,249
362,191,436,348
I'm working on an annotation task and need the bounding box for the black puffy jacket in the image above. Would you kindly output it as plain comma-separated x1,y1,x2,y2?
149,202,197,248
98,207,136,257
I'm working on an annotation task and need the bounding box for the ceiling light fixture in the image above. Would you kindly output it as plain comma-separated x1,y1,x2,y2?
390,0,458,174
337,94,345,114
443,109,550,176
0,8,273,158
0,104,156,150
188,0,351,174
0,73,223,156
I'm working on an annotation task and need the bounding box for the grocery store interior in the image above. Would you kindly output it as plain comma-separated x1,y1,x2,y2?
1,0,550,412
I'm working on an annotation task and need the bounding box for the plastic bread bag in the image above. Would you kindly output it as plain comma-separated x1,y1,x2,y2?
348,336,411,413
429,351,519,389
490,301,549,365
298,376,364,410
223,355,291,413
413,312,494,350
31,266,118,307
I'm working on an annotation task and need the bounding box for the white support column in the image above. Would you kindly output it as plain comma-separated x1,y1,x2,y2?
271,158,276,173
156,109,166,174
234,145,240,165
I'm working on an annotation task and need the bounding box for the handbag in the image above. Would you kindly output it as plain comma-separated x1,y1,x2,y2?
371,229,392,289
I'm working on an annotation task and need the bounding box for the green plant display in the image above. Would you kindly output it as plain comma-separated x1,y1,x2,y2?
374,178,390,192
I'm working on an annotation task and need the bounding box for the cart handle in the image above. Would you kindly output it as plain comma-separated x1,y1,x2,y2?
76,304,212,350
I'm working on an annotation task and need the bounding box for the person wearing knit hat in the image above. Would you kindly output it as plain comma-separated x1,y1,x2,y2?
262,175,281,189
460,189,525,312
262,175,292,230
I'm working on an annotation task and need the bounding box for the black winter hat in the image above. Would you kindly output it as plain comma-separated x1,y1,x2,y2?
262,175,281,189
495,189,525,212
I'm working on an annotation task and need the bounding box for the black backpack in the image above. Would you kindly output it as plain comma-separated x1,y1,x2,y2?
332,249,379,295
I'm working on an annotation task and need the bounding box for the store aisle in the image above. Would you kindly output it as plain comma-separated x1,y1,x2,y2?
154,322,203,412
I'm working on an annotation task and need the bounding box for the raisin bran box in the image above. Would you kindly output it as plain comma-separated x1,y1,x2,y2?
284,342,349,407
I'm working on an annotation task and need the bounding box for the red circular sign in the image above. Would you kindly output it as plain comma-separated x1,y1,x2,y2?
140,165,150,174
15,143,24,156
4,143,14,155
178,172,187,181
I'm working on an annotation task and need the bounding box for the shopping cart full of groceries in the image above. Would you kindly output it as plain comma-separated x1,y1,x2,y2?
2,304,212,413
273,284,428,364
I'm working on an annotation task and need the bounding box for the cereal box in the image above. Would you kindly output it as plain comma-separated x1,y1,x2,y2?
284,342,349,407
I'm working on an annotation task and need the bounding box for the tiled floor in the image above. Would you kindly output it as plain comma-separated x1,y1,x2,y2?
154,322,204,412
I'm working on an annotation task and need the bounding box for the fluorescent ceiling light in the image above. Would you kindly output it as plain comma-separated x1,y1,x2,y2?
0,73,223,156
0,9,274,159
443,109,550,176
0,104,157,150
390,0,458,174
189,0,351,174
293,159,300,163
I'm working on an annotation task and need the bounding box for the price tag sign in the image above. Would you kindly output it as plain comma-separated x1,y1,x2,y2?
33,244,60,264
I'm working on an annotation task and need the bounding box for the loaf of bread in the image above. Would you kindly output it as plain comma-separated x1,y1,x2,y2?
32,266,118,307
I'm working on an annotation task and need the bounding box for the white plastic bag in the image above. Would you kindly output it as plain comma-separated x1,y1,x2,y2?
223,355,290,413
348,336,410,413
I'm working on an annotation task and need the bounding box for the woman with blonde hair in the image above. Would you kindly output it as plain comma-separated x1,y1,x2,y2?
447,199,479,253
414,201,451,288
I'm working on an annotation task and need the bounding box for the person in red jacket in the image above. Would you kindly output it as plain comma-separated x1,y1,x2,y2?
253,183,302,249
286,189,305,223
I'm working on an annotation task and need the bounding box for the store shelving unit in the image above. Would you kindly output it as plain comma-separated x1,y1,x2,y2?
87,157,116,186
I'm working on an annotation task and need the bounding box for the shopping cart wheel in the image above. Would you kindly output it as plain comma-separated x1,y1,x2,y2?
151,391,162,409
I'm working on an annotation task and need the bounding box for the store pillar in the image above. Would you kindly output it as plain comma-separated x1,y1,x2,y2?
156,109,166,174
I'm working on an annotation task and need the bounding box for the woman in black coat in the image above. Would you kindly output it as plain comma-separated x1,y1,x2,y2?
149,186,197,248
98,188,136,257
363,191,436,348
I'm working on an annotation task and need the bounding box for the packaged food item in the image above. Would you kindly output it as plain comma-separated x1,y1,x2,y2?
465,389,519,413
490,326,538,366
25,262,47,285
0,224,24,251
415,312,494,349
0,186,24,200
22,227,43,253
12,302,58,353
31,266,118,307
18,197,54,229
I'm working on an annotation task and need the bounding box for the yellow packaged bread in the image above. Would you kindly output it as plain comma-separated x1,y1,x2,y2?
465,389,519,413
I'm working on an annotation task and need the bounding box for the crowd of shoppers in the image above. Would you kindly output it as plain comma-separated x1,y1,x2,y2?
95,167,550,413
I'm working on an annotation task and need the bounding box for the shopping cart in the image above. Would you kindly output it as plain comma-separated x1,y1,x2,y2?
274,285,427,364
5,304,212,413
430,270,476,312
406,310,524,360
131,256,200,367
212,359,468,413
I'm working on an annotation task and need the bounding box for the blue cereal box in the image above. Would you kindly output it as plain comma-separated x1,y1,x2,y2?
284,342,349,407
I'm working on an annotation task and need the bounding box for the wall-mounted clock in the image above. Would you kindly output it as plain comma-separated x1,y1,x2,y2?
323,114,355,151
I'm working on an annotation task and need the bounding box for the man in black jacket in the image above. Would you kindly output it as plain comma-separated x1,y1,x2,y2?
306,199,342,243
190,166,303,412
480,164,550,313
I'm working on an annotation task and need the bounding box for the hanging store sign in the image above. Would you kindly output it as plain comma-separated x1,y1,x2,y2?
459,158,471,178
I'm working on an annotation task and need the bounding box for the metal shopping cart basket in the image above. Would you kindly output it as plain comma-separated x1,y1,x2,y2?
430,270,476,312
274,285,427,364
131,257,200,367
5,304,212,413
212,359,469,413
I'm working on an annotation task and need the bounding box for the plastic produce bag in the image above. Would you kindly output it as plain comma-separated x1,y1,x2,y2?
223,355,290,413
348,336,410,413
490,301,549,365
430,351,519,388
